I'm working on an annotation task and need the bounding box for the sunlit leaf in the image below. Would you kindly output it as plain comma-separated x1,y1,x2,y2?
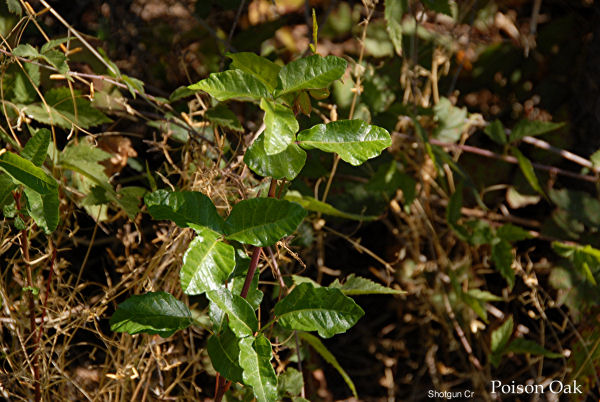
228,52,281,91
188,70,271,101
239,334,278,402
260,98,298,155
329,274,404,296
275,55,347,97
207,325,244,383
207,288,258,337
244,134,307,180
110,291,192,338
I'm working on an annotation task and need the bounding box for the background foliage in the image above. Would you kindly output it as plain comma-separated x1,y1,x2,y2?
1,0,600,400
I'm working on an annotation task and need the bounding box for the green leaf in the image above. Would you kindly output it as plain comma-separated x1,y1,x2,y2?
6,0,21,15
239,334,278,402
384,0,407,56
180,225,235,295
59,139,111,188
491,316,514,354
42,49,68,75
549,188,600,228
0,151,57,195
205,104,243,132
0,174,16,209
188,70,271,101
109,291,192,338
207,325,244,383
490,316,514,367
284,191,377,221
433,97,467,143
23,187,59,233
275,55,347,97
24,88,111,129
122,74,145,98
297,120,391,166
329,274,404,296
298,332,358,398
168,86,195,102
144,190,224,232
492,239,515,289
423,0,452,16
511,147,545,197
12,62,40,103
278,367,304,397
224,198,307,247
260,98,298,155
483,119,506,145
244,135,307,180
496,223,532,242
510,120,564,142
506,338,562,359
206,288,258,337
274,283,364,338
227,52,281,91
552,242,600,285
12,44,39,59
22,128,51,166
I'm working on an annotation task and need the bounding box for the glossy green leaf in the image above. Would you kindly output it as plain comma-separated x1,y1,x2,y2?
260,98,298,155
496,224,532,242
205,104,243,132
510,119,564,142
225,198,307,247
207,288,258,337
275,55,347,97
506,338,562,359
384,0,407,56
274,283,364,338
329,274,405,296
180,225,235,295
228,52,281,91
244,135,307,180
297,120,391,166
483,119,506,145
492,239,515,289
511,147,545,197
284,191,377,221
22,128,51,166
188,70,271,101
109,291,192,338
239,334,278,402
433,97,467,143
168,86,195,102
298,332,357,398
0,151,57,195
144,189,224,232
207,325,244,383
23,187,59,233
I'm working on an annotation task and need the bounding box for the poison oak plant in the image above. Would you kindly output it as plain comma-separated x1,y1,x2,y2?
109,52,403,401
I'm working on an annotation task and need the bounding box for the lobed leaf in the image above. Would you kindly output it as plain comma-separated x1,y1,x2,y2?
188,70,271,101
274,283,364,338
206,288,258,337
244,135,307,180
227,52,281,91
297,120,391,166
180,225,235,295
260,98,298,155
275,55,347,97
109,291,192,338
238,334,278,402
144,189,224,232
207,325,244,383
224,198,306,247
329,274,405,296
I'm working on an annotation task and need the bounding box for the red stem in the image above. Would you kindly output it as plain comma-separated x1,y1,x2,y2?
214,179,278,401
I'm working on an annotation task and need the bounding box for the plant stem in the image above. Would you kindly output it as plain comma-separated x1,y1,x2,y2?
13,192,40,402
215,178,278,401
